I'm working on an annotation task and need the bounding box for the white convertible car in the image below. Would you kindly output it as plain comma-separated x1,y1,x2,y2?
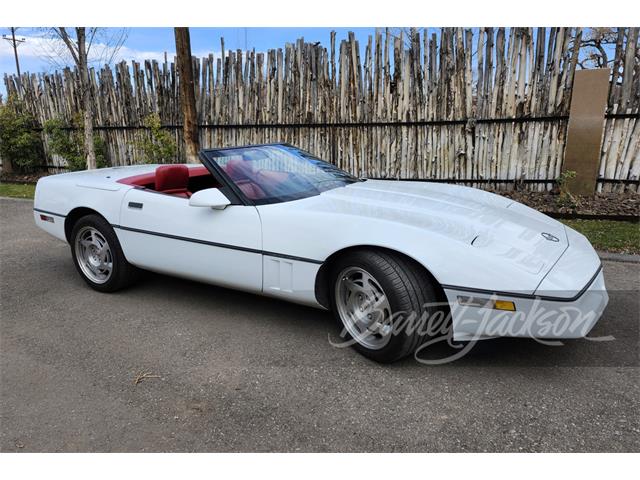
34,143,608,362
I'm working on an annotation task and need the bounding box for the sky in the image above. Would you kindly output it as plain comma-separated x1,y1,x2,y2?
0,27,616,98
0,27,381,78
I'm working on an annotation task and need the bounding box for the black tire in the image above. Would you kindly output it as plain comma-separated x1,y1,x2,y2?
329,249,442,363
70,214,139,292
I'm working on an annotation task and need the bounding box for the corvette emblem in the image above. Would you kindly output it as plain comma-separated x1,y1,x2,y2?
541,232,559,242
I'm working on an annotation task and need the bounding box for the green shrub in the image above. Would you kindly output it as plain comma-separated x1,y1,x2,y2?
0,99,44,172
43,116,108,171
556,170,578,210
136,113,177,164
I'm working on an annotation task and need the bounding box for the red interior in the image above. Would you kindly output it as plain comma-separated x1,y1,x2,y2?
118,165,220,198
118,165,210,189
224,159,290,200
224,159,266,199
155,164,191,198
117,162,290,200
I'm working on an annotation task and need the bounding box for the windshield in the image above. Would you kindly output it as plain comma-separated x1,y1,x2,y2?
209,144,359,205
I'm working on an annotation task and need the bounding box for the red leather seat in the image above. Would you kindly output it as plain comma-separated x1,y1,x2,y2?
237,181,266,199
225,159,290,200
224,159,256,182
155,164,191,198
224,159,266,199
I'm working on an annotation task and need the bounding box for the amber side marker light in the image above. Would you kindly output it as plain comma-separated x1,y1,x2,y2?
457,296,516,311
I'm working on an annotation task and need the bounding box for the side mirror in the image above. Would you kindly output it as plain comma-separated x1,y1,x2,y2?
189,188,231,210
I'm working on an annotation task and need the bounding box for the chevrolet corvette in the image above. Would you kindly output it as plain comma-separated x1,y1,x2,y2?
34,143,609,362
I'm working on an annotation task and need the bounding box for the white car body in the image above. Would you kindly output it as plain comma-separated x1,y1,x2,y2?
34,160,608,342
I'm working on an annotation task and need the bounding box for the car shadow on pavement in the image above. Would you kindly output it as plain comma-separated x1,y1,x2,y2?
137,269,332,324
130,271,639,369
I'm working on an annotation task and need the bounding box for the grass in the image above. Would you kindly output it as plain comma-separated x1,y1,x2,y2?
0,182,36,199
562,219,640,255
0,182,636,254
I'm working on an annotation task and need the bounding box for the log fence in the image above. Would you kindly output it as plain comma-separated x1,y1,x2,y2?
2,27,639,191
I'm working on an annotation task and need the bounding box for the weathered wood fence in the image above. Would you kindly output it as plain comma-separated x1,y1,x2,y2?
3,27,639,191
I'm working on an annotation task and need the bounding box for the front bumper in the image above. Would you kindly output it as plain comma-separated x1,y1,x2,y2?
445,268,608,341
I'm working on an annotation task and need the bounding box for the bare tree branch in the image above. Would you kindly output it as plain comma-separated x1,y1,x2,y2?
105,29,128,65
576,27,621,70
35,27,129,71
54,27,80,65
86,27,97,58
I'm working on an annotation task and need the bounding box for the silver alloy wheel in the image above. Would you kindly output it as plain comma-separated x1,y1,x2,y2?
335,266,393,350
74,226,113,284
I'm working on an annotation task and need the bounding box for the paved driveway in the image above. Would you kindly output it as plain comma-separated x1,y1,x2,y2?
1,197,638,452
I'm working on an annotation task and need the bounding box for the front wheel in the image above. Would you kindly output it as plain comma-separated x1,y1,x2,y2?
70,214,139,292
329,249,442,363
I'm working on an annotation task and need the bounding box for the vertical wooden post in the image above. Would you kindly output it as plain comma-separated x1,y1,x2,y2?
562,68,610,195
175,27,200,164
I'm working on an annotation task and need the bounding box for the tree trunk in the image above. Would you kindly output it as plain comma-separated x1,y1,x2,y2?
76,28,97,170
175,27,200,164
2,153,14,174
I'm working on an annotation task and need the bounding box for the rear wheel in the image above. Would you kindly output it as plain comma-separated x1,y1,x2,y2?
329,249,441,363
70,214,139,292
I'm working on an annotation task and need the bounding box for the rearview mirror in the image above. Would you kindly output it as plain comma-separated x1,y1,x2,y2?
189,188,231,210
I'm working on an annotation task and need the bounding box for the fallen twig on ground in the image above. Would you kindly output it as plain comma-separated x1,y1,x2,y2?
133,371,160,385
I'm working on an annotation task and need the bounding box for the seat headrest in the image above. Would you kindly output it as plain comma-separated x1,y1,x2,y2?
155,164,189,192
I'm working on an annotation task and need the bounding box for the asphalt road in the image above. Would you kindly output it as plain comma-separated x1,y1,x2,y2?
1,197,638,452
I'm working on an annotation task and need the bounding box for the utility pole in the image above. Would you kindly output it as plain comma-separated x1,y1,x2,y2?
2,27,26,92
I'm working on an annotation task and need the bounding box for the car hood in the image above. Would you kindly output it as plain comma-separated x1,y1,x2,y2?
318,180,568,277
